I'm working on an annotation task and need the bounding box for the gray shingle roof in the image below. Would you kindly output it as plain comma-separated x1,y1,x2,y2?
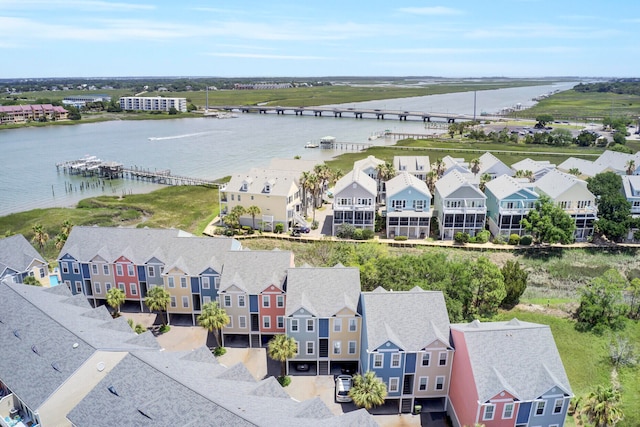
0,234,46,278
393,156,430,174
451,319,572,402
435,169,485,199
484,174,538,200
219,250,293,293
226,168,300,197
333,169,377,196
361,288,451,351
534,169,587,199
385,171,431,199
285,266,361,317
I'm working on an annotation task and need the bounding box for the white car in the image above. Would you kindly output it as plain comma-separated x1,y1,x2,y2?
335,375,353,403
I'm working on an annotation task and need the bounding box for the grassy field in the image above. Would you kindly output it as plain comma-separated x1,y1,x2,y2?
512,89,640,121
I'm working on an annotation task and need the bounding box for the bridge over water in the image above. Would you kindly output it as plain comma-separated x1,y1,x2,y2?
210,105,500,123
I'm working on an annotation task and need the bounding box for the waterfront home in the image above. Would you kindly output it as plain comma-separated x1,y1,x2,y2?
593,150,640,175
534,169,597,241
448,319,572,427
0,280,376,427
484,175,539,238
222,168,302,232
58,227,241,324
353,155,386,201
393,156,430,181
285,265,362,376
332,169,377,236
0,234,49,284
434,170,486,240
557,157,609,178
0,104,68,124
360,287,453,414
440,156,470,176
385,172,432,239
476,152,514,179
510,158,555,182
218,250,294,348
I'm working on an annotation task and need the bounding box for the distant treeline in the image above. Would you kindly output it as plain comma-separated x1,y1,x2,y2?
574,79,640,96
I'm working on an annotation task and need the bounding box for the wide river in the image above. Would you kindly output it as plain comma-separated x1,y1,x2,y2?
0,82,575,216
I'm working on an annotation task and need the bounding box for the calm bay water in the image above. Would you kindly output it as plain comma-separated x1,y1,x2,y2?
0,82,575,217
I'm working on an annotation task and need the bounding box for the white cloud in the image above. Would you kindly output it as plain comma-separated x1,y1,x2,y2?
398,6,463,16
464,24,621,40
205,52,328,60
1,0,154,11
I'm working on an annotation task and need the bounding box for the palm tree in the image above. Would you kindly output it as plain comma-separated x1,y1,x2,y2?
61,219,73,237
246,205,261,230
267,334,298,378
581,385,624,427
106,287,126,318
626,159,636,175
349,371,388,410
31,224,49,252
515,169,534,182
568,168,581,176
470,158,481,175
198,301,230,348
299,170,312,217
145,285,171,327
425,170,438,194
479,173,492,192
225,205,246,229
304,173,320,222
314,164,332,208
54,234,66,251
433,158,445,178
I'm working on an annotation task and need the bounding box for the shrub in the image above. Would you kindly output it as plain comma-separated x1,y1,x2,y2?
475,230,490,244
274,223,284,234
493,234,506,245
508,234,521,245
241,225,251,232
224,228,235,236
520,235,533,245
311,220,319,230
353,228,364,240
213,227,224,235
159,325,171,334
277,375,292,387
453,231,470,244
212,346,227,357
336,223,356,239
394,235,408,241
361,229,375,240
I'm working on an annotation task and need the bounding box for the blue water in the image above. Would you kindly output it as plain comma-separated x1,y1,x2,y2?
49,275,59,286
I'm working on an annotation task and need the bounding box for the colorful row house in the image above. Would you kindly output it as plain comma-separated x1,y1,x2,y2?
484,175,539,238
0,234,49,285
218,250,295,347
285,265,362,375
385,171,432,239
360,287,454,414
58,227,241,324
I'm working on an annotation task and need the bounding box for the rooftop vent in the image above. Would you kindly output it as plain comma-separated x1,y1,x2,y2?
13,329,21,339
31,345,40,356
51,362,61,372
108,385,119,396
137,409,153,420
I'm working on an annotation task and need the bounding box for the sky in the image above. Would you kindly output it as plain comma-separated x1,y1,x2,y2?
1,0,639,79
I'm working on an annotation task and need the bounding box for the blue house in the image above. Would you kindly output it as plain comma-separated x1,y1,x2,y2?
360,287,453,414
385,171,432,239
0,234,49,285
484,174,539,238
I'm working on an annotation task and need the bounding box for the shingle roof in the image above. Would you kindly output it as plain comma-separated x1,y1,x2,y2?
435,170,484,199
361,288,451,351
484,174,539,201
393,156,430,174
285,266,361,317
478,152,514,176
226,168,300,196
333,169,377,196
534,169,587,199
385,171,431,199
451,319,572,402
622,175,640,198
353,155,384,172
0,234,46,278
557,157,607,177
218,250,293,293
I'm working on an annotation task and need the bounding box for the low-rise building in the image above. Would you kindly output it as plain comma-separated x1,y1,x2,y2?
434,170,486,240
332,169,377,235
119,96,187,112
0,104,68,124
385,172,432,239
484,175,539,238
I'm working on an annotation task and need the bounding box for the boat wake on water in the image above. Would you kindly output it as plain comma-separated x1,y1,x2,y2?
148,131,224,141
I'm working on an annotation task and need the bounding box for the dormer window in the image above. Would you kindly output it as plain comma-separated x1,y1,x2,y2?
241,183,248,191
264,184,271,193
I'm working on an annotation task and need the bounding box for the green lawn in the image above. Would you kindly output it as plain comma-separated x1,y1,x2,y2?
493,310,640,427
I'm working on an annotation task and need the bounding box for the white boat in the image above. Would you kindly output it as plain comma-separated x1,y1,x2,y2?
304,142,319,148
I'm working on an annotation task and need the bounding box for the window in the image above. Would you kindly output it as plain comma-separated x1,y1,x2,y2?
263,316,271,329
306,319,314,332
118,282,125,291
413,200,426,210
170,296,177,308
435,376,444,391
349,318,357,332
103,264,109,275
391,353,401,368
238,295,246,307
75,281,82,293
223,295,231,307
147,266,155,277
116,264,123,275
419,377,429,391
535,401,545,416
72,263,79,274
180,277,187,288
277,316,284,329
422,352,431,367
168,277,175,288
239,316,247,329
214,277,220,289
262,295,270,307
227,317,233,328
388,377,399,393
62,262,69,274
294,341,299,355
91,264,98,275
64,280,71,290
373,353,383,368
503,403,514,419
392,199,406,209
306,341,314,355
182,296,189,308
334,318,342,332
483,404,495,421
553,398,564,414
276,295,284,307
203,296,211,304
105,282,112,291
130,283,137,295
127,265,135,276
94,282,101,294
201,277,210,289
348,341,357,354
291,319,299,332
333,341,341,355
438,352,448,366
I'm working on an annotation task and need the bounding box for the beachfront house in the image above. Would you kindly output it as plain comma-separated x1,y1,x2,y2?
448,319,573,427
393,156,430,181
476,152,514,179
218,250,294,348
285,265,362,376
353,155,386,201
434,170,486,240
0,234,49,285
332,169,377,236
385,172,432,239
511,158,556,182
484,175,539,238
360,287,453,414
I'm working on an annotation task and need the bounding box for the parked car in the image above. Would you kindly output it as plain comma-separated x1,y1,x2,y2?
293,226,310,233
294,363,310,372
335,375,353,403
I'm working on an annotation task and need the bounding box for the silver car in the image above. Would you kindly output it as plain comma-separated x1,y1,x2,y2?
335,375,353,403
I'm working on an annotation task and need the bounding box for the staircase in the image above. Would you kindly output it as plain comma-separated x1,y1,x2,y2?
293,212,309,227
250,334,261,348
318,361,329,375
